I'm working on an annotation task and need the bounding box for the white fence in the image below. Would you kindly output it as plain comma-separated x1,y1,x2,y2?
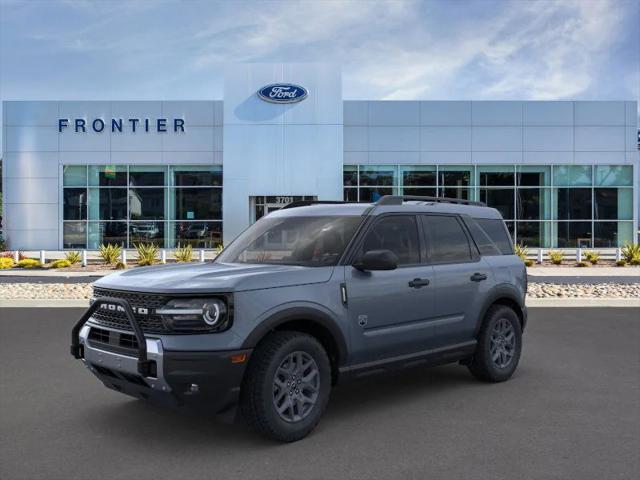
7,249,220,266
524,248,623,263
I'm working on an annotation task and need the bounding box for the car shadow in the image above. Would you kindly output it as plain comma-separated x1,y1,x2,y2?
83,363,482,447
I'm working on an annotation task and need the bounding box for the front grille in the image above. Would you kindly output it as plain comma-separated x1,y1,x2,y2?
90,288,169,333
88,326,140,354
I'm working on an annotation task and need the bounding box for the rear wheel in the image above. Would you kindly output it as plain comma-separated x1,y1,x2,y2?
468,305,522,382
240,331,331,442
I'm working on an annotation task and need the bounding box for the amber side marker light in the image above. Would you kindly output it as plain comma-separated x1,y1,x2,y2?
230,353,247,364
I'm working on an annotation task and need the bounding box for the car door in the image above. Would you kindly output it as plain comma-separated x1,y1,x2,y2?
421,214,492,346
345,214,437,366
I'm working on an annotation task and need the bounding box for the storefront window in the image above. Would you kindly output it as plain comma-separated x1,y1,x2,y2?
129,165,165,186
595,165,632,186
478,166,515,186
170,166,222,186
169,221,222,248
171,188,222,220
89,165,127,186
553,165,591,186
62,164,223,248
401,166,436,187
63,188,87,220
594,188,633,220
438,165,473,187
343,165,358,187
556,222,592,248
555,188,591,220
63,166,87,186
516,188,550,220
129,188,165,220
359,165,396,186
517,166,550,186
480,188,514,220
88,222,128,249
63,222,86,249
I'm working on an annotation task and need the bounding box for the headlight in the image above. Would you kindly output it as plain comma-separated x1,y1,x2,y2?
156,297,229,332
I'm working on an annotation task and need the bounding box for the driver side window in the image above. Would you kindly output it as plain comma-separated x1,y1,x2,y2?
360,215,420,265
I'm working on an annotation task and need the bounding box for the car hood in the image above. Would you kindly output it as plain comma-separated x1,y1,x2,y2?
93,262,334,294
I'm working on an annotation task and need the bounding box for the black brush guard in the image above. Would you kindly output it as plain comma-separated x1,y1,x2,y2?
70,297,153,377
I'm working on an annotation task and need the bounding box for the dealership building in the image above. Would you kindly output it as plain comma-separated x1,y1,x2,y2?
2,63,638,250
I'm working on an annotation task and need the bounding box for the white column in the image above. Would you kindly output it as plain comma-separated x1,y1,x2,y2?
616,248,622,261
161,249,167,264
576,248,582,262
537,249,543,264
121,249,127,266
82,250,87,267
14,250,20,263
39,250,46,264
199,249,205,262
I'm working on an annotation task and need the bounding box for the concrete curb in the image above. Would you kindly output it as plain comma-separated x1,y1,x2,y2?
1,298,639,309
526,298,640,308
0,299,90,308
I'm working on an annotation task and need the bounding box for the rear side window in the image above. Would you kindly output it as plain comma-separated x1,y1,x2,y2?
360,215,420,265
475,218,513,255
464,218,502,256
422,215,472,264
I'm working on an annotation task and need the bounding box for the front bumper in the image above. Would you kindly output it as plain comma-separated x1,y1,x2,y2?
73,297,251,417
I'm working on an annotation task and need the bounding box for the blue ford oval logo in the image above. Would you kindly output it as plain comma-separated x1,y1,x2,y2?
258,83,308,104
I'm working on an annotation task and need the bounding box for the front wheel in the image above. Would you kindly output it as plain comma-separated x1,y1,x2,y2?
240,331,331,442
468,305,522,382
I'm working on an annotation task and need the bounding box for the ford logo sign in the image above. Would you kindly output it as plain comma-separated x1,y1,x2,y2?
258,83,308,104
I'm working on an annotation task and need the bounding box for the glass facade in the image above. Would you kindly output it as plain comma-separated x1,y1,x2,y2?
343,164,634,248
63,165,222,249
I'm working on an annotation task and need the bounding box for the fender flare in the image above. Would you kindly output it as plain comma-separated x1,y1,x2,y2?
241,306,349,366
474,283,525,336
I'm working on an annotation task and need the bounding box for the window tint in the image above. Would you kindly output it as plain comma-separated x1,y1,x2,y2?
360,216,420,265
475,218,513,254
464,218,501,256
423,215,472,263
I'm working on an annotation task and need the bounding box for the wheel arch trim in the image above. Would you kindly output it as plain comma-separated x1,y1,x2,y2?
241,306,349,367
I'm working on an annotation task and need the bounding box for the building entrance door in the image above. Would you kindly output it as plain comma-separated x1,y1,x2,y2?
250,196,316,223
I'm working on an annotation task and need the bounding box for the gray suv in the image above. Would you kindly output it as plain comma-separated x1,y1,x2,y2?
71,195,527,442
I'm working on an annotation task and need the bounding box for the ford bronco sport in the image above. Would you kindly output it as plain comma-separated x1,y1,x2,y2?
71,195,527,442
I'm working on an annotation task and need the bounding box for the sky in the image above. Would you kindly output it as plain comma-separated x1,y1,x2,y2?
0,0,638,151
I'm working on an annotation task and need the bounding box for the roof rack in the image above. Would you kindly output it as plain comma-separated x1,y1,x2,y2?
281,200,349,209
375,195,486,207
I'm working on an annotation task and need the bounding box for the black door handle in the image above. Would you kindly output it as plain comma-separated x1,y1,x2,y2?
408,278,430,288
470,272,487,282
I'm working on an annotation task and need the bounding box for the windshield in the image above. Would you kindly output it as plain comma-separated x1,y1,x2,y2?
216,216,363,267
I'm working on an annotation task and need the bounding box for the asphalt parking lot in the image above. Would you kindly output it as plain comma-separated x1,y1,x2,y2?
1,307,638,480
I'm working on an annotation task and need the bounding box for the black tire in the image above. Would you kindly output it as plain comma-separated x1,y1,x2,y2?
240,331,331,442
468,305,522,382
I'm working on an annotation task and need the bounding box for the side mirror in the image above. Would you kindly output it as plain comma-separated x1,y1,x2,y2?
354,249,398,271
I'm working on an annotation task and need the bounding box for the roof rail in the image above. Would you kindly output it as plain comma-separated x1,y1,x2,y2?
375,195,486,207
281,200,349,209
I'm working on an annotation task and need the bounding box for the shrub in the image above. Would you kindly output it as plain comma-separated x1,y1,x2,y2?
50,259,71,269
115,261,127,270
17,258,42,269
99,243,121,265
174,243,193,262
615,259,626,267
65,251,82,265
524,259,534,267
0,257,15,269
514,243,528,263
214,244,224,256
621,243,640,264
135,243,159,266
0,251,27,260
584,251,600,265
576,260,590,268
548,250,564,265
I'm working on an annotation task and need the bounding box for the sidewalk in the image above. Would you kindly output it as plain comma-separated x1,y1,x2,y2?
526,267,640,277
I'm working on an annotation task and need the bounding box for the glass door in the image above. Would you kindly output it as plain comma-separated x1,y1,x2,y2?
250,196,317,223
